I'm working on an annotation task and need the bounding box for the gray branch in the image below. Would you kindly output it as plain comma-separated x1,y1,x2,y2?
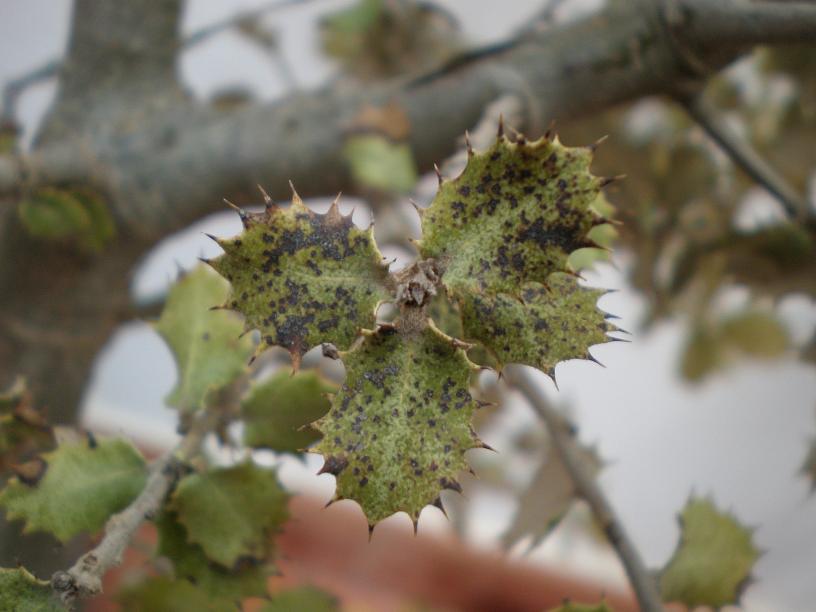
506,367,664,612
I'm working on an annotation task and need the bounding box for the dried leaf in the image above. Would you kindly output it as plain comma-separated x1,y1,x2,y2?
659,498,759,608
242,370,335,453
313,323,481,525
169,462,288,568
155,265,254,412
0,437,147,542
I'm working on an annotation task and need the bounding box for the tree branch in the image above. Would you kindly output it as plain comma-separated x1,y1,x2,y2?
505,367,664,612
49,409,218,608
677,92,810,220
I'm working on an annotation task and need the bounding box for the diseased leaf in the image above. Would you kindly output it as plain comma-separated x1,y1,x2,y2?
156,512,269,600
0,567,62,612
503,440,602,551
659,498,759,608
343,135,418,193
242,370,335,453
0,438,147,542
458,274,615,375
313,323,481,525
169,462,289,568
209,190,390,368
419,134,604,296
119,576,234,612
155,265,254,412
261,586,339,612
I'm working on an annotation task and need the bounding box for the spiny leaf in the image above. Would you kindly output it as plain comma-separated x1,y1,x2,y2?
209,189,390,368
458,274,616,374
119,576,235,612
503,440,602,551
261,586,339,612
313,322,481,525
567,193,617,272
0,437,147,542
156,512,270,600
155,265,254,412
547,602,613,612
343,135,418,193
659,497,759,608
169,462,289,568
0,567,62,612
419,133,604,296
242,370,335,453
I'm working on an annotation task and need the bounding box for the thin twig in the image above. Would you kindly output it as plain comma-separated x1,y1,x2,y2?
505,367,665,612
677,92,808,221
50,409,218,608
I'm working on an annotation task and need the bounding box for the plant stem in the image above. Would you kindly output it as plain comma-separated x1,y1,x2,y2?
50,409,218,609
506,367,665,612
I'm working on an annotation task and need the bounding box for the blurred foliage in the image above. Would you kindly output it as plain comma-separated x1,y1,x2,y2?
320,0,462,80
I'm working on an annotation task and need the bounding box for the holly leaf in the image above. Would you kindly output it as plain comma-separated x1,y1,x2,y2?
169,462,289,568
119,576,235,612
155,265,254,412
0,567,62,612
261,586,339,612
458,274,616,375
156,512,270,600
659,498,759,608
343,135,418,193
0,437,147,542
419,133,605,296
312,323,482,525
242,370,335,453
209,190,390,368
503,440,602,551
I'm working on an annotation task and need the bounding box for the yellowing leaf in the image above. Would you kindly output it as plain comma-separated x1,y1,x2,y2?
313,323,481,525
659,498,759,608
0,438,147,542
169,462,288,568
458,274,616,375
419,134,604,296
343,135,418,193
242,370,335,453
0,567,62,612
156,512,269,600
155,265,254,412
209,191,390,368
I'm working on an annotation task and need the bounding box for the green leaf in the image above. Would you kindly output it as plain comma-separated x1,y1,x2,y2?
419,134,604,296
457,274,615,375
18,188,92,241
313,323,481,525
680,327,723,382
659,498,759,608
343,135,418,193
72,188,116,252
547,602,613,612
155,265,254,412
242,370,335,453
0,567,62,612
119,576,235,612
720,311,788,358
169,462,289,568
567,193,617,272
503,441,602,551
261,586,339,612
0,437,147,542
156,512,269,600
209,191,390,368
